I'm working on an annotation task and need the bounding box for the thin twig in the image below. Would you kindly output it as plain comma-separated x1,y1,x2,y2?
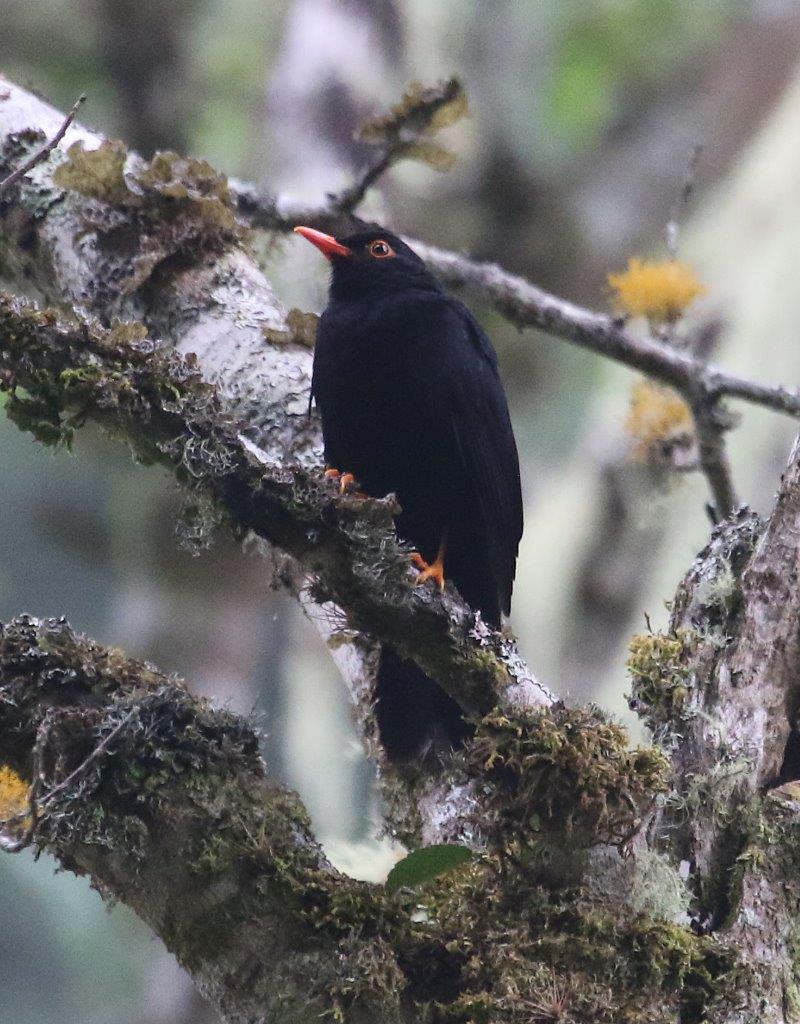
38,709,136,808
231,187,800,424
328,148,397,214
689,397,739,518
0,92,85,193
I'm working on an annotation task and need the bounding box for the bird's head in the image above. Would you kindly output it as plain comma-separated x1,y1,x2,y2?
294,226,440,301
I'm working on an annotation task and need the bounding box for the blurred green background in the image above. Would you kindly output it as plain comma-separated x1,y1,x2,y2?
3,0,800,1020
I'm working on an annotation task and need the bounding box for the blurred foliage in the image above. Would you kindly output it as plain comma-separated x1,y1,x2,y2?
547,0,731,153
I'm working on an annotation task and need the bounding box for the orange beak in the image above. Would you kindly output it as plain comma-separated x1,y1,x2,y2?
294,226,352,260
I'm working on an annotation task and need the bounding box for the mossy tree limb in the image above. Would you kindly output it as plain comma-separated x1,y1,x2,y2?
0,76,548,846
4,75,800,1021
0,615,409,1024
0,294,547,732
0,615,746,1024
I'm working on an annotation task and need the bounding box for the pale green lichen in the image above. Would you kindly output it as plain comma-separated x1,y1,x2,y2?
53,139,131,204
627,628,696,736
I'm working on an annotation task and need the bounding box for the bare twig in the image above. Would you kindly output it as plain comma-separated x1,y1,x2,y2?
326,77,466,214
328,148,397,213
0,92,85,193
233,191,800,423
37,709,136,809
690,397,739,518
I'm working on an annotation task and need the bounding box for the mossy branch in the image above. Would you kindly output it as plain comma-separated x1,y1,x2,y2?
0,614,411,1024
0,614,741,1024
0,75,548,846
0,294,548,725
4,75,800,1020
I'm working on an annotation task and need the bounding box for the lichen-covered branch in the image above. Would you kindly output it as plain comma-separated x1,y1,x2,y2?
1,614,746,1024
0,76,547,847
0,615,407,1024
0,295,547,728
6,74,800,1021
626,435,800,1020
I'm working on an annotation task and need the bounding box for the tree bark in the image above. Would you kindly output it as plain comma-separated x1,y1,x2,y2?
0,77,548,851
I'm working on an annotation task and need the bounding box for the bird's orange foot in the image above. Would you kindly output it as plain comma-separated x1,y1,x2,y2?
339,472,357,494
324,467,362,495
411,551,446,591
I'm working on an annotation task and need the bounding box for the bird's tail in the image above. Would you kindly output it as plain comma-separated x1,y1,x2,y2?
375,646,473,764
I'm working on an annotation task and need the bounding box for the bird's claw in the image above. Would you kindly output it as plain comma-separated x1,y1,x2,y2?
411,551,446,591
324,467,362,496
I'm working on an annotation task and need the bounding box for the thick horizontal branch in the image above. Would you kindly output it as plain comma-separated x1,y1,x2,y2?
0,614,409,1024
0,613,709,1024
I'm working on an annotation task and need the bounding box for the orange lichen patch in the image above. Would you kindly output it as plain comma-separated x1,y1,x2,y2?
0,765,29,821
608,258,706,322
626,380,694,459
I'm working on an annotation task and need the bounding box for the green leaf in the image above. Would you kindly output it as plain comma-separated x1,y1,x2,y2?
386,844,472,892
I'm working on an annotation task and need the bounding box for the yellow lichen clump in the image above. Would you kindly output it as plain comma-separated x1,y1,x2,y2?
608,258,706,322
625,380,694,460
0,765,29,821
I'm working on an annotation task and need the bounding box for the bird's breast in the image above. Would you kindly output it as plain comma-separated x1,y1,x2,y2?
313,297,451,498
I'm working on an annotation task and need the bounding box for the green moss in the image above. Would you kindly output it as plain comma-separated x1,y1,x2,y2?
5,383,74,448
627,628,696,736
263,307,319,348
0,616,755,1023
465,704,670,856
135,150,238,232
411,854,739,1023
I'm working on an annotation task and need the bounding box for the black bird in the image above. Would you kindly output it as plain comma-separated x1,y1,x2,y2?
295,225,523,762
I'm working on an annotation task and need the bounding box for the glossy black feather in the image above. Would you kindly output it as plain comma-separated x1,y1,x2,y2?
310,229,523,760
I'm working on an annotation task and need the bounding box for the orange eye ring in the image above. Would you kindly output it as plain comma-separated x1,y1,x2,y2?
368,239,395,259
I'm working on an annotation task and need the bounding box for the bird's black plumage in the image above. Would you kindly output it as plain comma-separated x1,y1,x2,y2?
304,227,523,761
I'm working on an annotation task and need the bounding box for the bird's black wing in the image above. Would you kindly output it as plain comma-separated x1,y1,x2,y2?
439,299,523,617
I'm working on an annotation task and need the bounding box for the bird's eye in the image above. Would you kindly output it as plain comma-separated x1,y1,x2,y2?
368,240,394,259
